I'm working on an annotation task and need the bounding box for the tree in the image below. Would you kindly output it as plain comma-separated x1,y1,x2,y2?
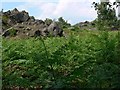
93,1,117,31
58,17,71,29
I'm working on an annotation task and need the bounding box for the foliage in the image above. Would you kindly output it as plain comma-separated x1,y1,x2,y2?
58,17,71,29
9,28,17,36
44,18,53,26
2,30,120,89
93,1,118,31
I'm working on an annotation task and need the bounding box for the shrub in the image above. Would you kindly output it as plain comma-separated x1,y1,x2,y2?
2,31,120,89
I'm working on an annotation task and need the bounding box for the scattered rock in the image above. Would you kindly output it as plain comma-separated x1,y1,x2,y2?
26,27,31,31
26,33,29,36
1,8,64,38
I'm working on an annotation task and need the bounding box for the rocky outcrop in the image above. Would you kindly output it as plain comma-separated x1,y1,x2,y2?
2,8,63,38
74,21,97,31
3,8,29,25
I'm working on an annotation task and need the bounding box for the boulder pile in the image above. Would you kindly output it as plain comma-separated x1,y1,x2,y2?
1,8,63,38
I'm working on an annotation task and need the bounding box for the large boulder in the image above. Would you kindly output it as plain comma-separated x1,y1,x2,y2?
41,28,49,36
3,8,30,25
44,18,53,26
11,8,19,14
2,30,10,37
34,20,45,25
47,21,63,36
9,10,29,23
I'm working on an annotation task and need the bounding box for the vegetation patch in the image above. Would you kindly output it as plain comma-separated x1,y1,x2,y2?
2,31,120,89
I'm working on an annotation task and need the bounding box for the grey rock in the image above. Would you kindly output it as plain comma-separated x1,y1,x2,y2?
26,27,31,31
41,28,49,36
29,16,35,22
34,20,45,25
11,8,19,14
47,21,63,36
34,30,41,37
3,10,11,16
26,33,29,36
44,18,53,26
2,30,10,37
9,10,29,23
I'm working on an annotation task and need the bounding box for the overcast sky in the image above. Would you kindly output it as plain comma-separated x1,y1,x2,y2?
1,0,116,25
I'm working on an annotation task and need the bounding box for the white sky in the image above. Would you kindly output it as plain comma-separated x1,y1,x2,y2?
2,0,117,25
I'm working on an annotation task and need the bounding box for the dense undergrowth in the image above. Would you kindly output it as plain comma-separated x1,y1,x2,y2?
2,30,120,89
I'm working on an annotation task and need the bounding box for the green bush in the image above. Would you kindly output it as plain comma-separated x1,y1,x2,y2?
93,2,118,31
